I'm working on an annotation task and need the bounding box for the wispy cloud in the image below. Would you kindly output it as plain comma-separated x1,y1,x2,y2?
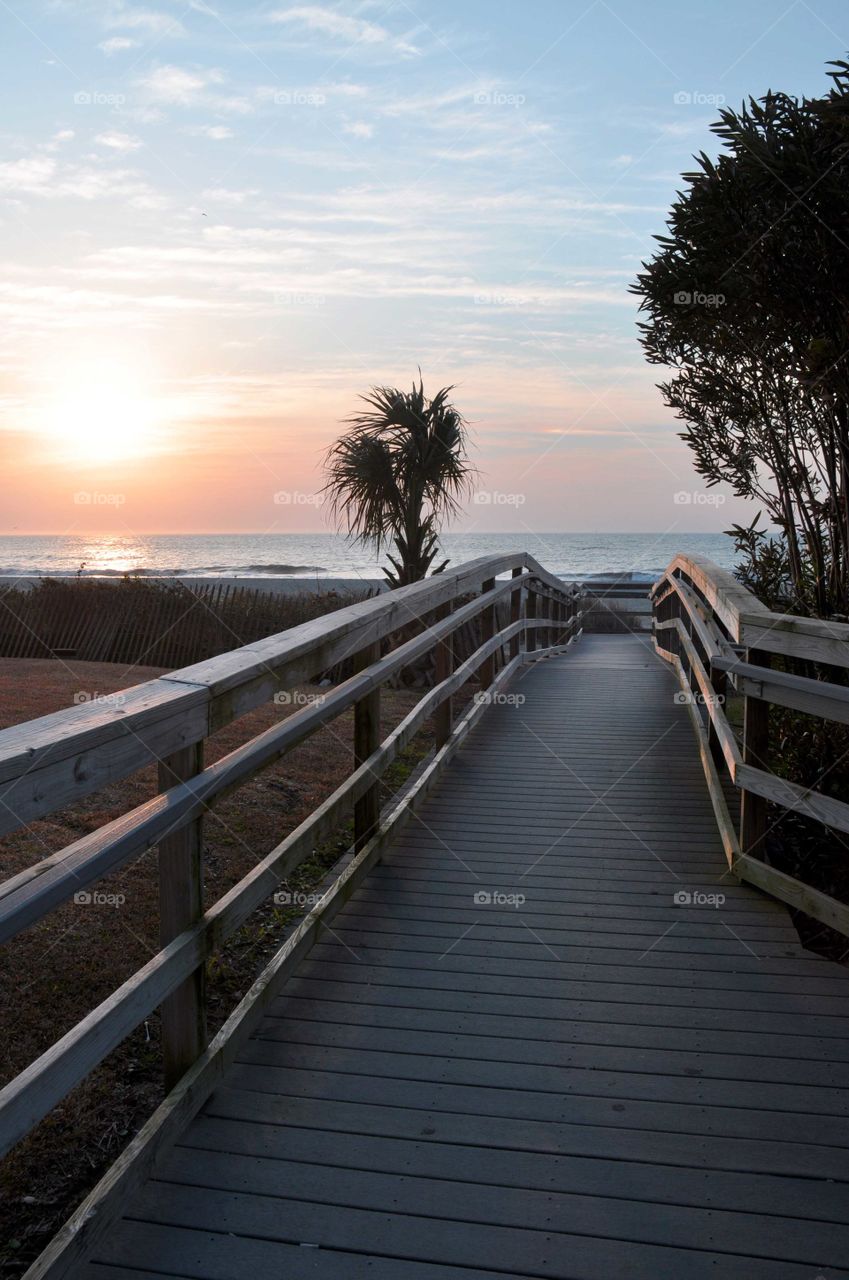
0,154,165,208
270,5,420,56
343,120,373,139
182,123,234,139
98,35,139,54
94,130,143,151
104,5,187,37
136,63,253,114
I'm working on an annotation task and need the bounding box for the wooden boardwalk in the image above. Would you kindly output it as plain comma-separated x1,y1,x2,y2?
80,635,849,1279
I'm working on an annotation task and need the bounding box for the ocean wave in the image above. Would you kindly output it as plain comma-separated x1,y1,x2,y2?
0,563,329,578
240,563,328,574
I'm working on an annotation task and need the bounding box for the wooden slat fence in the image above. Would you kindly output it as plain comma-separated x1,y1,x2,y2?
0,580,373,670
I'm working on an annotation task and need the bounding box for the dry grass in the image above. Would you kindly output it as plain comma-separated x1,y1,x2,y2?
0,655,431,1275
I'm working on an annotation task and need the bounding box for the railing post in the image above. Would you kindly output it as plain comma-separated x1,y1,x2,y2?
556,595,566,647
526,583,537,653
740,648,770,856
707,658,728,770
480,577,496,689
158,742,206,1090
354,641,381,852
510,567,523,659
434,602,454,748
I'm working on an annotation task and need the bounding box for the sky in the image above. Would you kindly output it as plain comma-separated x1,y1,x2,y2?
1,0,847,536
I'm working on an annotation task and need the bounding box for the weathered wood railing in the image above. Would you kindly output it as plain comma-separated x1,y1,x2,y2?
652,553,849,935
0,554,581,1241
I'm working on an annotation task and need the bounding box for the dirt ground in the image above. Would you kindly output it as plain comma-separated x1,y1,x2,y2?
0,656,432,1275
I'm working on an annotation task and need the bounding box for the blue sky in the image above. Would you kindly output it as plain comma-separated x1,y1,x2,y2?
2,0,847,533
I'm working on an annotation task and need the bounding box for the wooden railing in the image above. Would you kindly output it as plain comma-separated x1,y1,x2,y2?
0,554,581,1200
651,553,849,936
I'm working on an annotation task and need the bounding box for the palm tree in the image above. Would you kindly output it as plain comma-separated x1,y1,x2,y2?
323,376,475,588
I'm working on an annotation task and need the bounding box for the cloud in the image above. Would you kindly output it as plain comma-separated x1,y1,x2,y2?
98,36,140,54
104,6,186,36
95,130,143,151
183,124,234,139
270,5,419,56
343,121,373,139
137,64,252,114
0,153,165,208
201,187,258,205
0,156,56,196
138,64,213,105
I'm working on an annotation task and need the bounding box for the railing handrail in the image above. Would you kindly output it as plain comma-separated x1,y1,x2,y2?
653,552,849,666
651,554,849,940
0,552,574,837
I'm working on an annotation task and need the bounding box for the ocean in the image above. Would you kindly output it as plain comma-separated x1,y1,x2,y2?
0,531,739,583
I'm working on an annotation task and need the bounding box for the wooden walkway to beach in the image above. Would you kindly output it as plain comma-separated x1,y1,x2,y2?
79,634,849,1280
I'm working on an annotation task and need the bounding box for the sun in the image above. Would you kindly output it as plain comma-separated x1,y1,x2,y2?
43,360,161,464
